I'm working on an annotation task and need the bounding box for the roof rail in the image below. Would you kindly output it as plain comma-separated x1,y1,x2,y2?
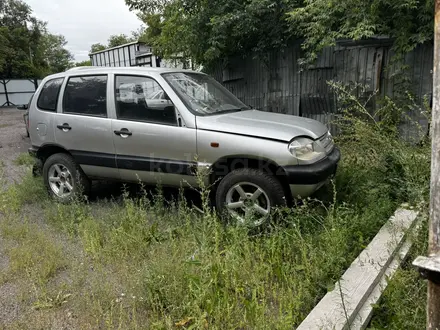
66,66,99,72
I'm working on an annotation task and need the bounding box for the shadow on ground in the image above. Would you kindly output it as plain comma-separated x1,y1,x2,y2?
89,180,204,209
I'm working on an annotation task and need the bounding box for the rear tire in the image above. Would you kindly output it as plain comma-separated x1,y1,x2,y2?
43,153,90,201
215,168,286,227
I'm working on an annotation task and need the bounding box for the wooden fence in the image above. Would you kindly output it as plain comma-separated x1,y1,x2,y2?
209,39,433,140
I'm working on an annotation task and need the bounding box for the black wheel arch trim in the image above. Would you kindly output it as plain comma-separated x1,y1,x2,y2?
209,155,286,182
29,143,69,160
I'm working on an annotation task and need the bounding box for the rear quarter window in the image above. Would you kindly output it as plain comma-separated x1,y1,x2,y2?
37,78,64,111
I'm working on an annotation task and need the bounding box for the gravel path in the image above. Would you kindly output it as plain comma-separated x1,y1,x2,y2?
0,108,30,327
0,108,31,185
0,109,199,328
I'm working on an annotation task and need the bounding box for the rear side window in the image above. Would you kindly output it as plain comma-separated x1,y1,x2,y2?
37,78,64,111
63,75,107,117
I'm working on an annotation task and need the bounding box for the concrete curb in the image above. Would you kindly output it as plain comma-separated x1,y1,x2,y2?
297,208,419,330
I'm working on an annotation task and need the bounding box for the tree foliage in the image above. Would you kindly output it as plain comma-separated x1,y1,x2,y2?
40,34,74,74
128,0,294,67
90,34,136,54
90,43,106,53
0,0,74,78
75,60,92,67
108,34,135,47
125,0,435,67
288,0,434,65
125,0,171,14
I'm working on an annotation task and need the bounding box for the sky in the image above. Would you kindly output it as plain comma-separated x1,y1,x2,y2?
26,0,143,62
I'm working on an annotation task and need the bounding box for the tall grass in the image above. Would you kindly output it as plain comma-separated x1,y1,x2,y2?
367,212,429,330
0,84,431,329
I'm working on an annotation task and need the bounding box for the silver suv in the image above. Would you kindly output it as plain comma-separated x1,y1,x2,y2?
25,67,340,226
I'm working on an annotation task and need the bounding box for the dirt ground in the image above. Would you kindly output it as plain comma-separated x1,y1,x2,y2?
0,108,31,326
0,108,31,184
0,108,200,328
0,108,88,329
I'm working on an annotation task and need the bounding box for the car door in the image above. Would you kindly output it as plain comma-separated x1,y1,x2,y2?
112,74,197,187
54,74,119,180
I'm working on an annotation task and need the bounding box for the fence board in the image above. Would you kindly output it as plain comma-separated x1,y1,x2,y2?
208,41,433,140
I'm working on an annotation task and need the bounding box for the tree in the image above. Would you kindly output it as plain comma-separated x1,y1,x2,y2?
41,34,74,73
90,34,136,54
90,43,106,53
126,0,296,67
288,0,434,65
0,0,74,78
0,0,32,27
108,34,134,47
125,0,170,14
75,60,92,67
125,0,435,68
0,0,34,77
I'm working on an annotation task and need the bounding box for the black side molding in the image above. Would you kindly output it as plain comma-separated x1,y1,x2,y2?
282,148,341,185
116,155,196,176
70,150,117,168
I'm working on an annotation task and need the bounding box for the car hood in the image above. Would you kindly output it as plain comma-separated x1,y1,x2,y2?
196,110,328,141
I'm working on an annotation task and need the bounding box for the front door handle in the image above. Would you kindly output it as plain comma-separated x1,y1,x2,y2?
57,123,72,132
114,128,132,138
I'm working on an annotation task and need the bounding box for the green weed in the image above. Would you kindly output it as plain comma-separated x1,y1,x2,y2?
367,212,429,330
14,153,36,167
0,84,431,328
0,172,46,213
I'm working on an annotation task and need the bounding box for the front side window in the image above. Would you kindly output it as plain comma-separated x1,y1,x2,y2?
37,78,64,111
63,75,107,117
162,72,250,116
115,75,177,125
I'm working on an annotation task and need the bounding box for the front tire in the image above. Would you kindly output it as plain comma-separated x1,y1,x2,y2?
43,153,90,201
215,168,286,227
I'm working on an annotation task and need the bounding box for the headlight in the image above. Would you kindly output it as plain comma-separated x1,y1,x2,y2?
288,137,325,162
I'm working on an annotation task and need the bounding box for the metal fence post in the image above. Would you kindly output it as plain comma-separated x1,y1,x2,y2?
413,0,440,329
3,79,11,106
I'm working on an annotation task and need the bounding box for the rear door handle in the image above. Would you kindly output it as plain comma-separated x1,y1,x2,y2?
114,129,132,137
57,123,71,132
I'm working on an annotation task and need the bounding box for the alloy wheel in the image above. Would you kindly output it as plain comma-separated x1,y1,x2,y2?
48,163,74,198
225,182,271,226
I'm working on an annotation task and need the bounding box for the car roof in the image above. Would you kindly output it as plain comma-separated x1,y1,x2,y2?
41,66,205,82
64,66,201,76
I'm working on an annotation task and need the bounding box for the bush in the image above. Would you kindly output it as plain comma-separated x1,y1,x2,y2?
329,81,430,329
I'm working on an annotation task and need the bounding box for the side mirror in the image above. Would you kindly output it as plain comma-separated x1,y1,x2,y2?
17,104,28,110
